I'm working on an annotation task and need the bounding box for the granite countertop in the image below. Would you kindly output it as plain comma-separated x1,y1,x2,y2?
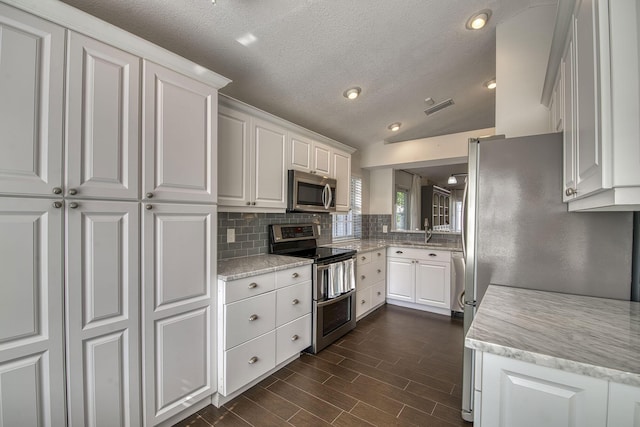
218,254,313,281
466,285,640,386
322,239,462,252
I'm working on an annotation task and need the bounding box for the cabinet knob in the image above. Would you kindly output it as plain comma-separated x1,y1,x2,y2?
246,202,251,206
146,192,153,198
52,187,62,195
565,187,578,196
52,201,62,209
377,252,382,256
292,272,299,278
248,314,258,321
145,205,153,210
68,202,79,209
377,291,381,296
361,256,366,261
377,269,381,274
292,299,299,305
68,188,78,196
361,275,365,280
361,299,366,304
248,356,259,364
248,282,258,289
291,334,299,341
251,202,256,205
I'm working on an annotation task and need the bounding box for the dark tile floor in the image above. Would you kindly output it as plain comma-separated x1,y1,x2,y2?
174,305,471,427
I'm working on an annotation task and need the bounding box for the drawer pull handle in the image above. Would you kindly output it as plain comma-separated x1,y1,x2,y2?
361,275,366,280
248,356,259,364
292,299,299,305
361,256,366,261
429,253,437,257
248,314,258,321
292,272,299,278
291,334,299,341
396,250,403,254
248,282,258,289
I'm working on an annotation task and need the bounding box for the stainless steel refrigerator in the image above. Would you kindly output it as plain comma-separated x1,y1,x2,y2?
460,133,634,422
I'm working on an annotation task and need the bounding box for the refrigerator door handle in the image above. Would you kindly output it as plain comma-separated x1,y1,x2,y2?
462,179,468,258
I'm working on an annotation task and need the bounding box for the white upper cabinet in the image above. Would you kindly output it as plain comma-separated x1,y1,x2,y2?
332,148,351,212
0,197,66,426
217,104,287,210
65,200,141,427
143,61,218,203
0,4,64,197
544,0,640,210
66,32,140,200
289,133,313,173
311,142,332,176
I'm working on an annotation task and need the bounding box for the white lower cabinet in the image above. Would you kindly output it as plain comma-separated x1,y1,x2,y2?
355,249,386,319
0,198,66,425
476,352,640,427
386,247,451,315
142,203,217,425
66,200,140,426
217,265,312,399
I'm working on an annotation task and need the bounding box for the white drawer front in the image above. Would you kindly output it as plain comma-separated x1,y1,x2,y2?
224,292,276,349
276,281,312,327
275,265,312,288
222,273,275,304
356,262,374,290
356,287,372,319
223,331,276,396
356,251,372,267
371,281,386,308
275,314,311,365
387,247,451,262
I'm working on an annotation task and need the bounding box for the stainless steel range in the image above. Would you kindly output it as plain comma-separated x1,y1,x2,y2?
269,224,357,353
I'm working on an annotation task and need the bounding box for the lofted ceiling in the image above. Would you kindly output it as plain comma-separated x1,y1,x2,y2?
59,0,556,150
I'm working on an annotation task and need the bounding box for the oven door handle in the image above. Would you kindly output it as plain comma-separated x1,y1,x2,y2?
316,290,354,308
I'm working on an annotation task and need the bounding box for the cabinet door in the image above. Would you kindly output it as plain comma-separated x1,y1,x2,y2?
0,5,64,197
218,106,251,206
0,198,65,426
66,32,140,200
66,200,140,426
608,382,640,427
481,353,607,427
142,203,216,425
333,149,351,212
312,142,332,176
356,288,372,319
386,257,414,301
252,118,287,209
415,260,451,309
289,132,312,173
574,0,603,197
143,61,218,203
563,24,577,202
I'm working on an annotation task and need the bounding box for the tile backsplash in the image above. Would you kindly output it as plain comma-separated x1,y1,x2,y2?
362,214,462,245
217,212,332,260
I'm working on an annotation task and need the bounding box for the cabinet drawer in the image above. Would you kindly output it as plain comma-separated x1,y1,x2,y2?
276,281,312,327
357,262,385,290
371,281,386,308
224,292,276,349
222,272,275,304
275,265,312,288
276,314,311,365
222,331,276,396
356,288,372,318
387,247,450,262
356,251,373,267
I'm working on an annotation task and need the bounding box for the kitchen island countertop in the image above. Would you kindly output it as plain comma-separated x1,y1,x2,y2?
218,254,313,281
466,285,640,386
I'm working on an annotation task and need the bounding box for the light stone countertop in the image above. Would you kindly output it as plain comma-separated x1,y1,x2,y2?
322,239,462,252
465,285,640,386
218,255,313,281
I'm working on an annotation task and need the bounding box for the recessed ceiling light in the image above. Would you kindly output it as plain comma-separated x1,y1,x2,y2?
343,87,361,100
484,79,497,90
388,122,401,132
236,33,258,46
466,9,492,30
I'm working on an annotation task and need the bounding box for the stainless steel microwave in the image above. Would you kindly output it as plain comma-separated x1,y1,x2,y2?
287,170,337,213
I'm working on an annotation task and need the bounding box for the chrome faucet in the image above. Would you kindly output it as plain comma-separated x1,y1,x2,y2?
424,218,433,243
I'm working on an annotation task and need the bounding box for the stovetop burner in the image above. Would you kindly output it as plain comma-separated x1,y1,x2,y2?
268,224,356,263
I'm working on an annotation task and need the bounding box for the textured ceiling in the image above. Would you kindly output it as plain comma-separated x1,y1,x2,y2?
59,0,556,149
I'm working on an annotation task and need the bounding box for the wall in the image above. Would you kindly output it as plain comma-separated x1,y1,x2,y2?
495,5,556,137
369,168,394,215
359,127,494,169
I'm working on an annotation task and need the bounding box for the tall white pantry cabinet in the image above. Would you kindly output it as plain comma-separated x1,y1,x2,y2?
0,1,229,426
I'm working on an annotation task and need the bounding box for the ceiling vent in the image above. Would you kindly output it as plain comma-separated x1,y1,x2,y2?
424,98,455,116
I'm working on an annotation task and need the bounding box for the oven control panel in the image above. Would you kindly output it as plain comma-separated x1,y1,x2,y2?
271,224,318,242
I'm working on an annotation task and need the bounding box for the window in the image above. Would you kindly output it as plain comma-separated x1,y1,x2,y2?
395,187,410,230
332,177,362,240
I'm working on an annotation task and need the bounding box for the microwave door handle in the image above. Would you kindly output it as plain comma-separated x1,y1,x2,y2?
321,185,326,207
324,183,332,209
